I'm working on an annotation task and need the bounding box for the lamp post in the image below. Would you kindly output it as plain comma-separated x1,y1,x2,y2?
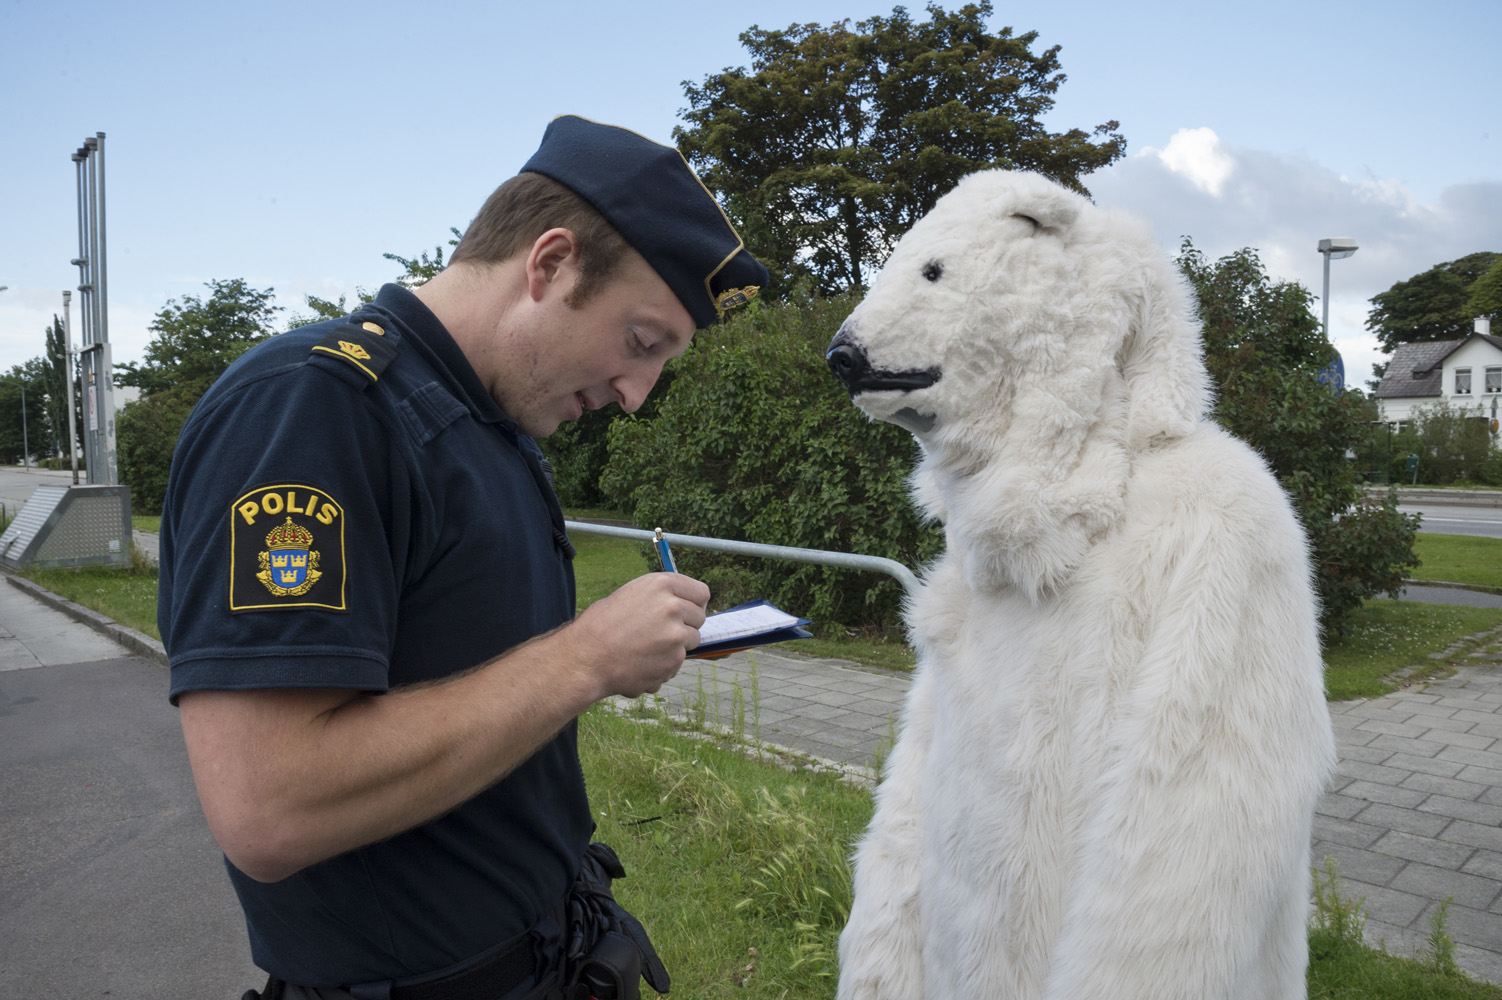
1317,238,1359,341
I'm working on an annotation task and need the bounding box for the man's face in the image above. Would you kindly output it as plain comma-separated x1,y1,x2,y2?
496,250,696,438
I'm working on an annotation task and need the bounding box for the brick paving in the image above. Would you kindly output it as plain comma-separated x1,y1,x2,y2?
660,625,1502,984
1322,641,1502,983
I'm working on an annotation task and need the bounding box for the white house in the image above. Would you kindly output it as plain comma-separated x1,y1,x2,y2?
1373,318,1502,438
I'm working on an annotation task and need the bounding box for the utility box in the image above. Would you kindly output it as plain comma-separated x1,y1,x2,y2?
0,484,133,569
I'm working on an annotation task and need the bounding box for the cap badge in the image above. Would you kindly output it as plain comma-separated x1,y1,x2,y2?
714,286,761,316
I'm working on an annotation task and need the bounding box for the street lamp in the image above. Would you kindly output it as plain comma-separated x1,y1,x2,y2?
1318,238,1359,341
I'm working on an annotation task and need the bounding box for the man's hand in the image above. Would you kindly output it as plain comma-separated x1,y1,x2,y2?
565,572,710,699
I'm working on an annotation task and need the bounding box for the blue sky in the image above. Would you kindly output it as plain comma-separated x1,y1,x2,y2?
2,0,1498,389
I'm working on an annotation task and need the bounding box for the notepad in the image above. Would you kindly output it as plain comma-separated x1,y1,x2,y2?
690,599,813,659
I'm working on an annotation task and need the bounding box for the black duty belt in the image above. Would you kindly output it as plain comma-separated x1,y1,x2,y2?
346,904,560,1000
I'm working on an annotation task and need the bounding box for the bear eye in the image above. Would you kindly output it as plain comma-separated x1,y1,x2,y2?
922,260,943,283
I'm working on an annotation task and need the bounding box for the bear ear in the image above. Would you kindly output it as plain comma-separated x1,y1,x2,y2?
1119,252,1212,448
1003,173,1082,233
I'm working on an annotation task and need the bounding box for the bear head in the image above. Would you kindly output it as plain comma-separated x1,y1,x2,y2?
827,170,1210,600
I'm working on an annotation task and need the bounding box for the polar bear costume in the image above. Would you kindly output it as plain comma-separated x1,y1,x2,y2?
826,171,1336,1000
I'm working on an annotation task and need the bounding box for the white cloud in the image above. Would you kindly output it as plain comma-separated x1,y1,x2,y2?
1147,127,1236,198
1088,135,1502,388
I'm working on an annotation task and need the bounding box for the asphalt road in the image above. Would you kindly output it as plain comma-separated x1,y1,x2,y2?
1402,505,1502,539
0,465,76,523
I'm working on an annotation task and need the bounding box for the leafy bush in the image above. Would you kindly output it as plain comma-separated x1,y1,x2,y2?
538,371,678,508
540,407,617,507
1387,401,1502,485
117,391,196,515
1315,490,1422,628
601,291,942,627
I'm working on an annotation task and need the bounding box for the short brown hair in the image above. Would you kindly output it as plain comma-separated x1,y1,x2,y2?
450,172,635,306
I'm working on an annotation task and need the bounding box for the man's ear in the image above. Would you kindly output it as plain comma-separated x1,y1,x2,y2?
524,227,580,303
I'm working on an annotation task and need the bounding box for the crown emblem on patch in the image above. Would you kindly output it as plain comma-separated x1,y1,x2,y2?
257,517,322,597
338,340,372,361
714,285,760,316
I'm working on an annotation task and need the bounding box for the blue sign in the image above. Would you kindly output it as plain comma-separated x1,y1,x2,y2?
1316,355,1346,392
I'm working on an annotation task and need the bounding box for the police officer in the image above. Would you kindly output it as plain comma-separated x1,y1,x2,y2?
158,116,770,1000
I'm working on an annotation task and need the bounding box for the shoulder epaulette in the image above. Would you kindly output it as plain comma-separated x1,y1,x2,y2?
309,320,399,384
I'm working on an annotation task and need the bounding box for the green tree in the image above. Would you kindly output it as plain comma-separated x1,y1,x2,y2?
1464,254,1502,326
116,279,282,398
1366,251,1500,353
284,230,463,331
284,293,352,330
115,279,281,514
1178,240,1419,636
0,361,52,466
116,393,198,513
675,2,1125,295
383,228,463,288
44,315,82,463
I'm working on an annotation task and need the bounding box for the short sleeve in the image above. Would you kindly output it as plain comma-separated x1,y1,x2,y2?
160,358,415,702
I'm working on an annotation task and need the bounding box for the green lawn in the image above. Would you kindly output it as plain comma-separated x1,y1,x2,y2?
581,707,869,1000
1322,601,1502,700
21,563,161,639
1411,533,1502,592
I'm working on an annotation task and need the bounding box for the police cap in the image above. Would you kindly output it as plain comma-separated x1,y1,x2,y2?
521,115,769,329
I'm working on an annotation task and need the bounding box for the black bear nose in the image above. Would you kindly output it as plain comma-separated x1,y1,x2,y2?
826,342,869,391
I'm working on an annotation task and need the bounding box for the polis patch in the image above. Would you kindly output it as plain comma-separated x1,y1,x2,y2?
229,484,347,613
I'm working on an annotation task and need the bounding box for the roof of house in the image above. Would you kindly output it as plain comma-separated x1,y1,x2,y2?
1373,334,1502,399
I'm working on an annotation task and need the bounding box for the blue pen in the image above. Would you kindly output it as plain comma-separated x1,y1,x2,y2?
654,527,676,573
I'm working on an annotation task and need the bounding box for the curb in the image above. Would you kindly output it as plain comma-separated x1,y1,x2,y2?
1369,486,1502,508
3,572,169,668
1403,578,1502,597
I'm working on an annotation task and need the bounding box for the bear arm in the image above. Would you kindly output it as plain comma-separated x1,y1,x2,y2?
837,663,938,1000
1040,521,1335,1000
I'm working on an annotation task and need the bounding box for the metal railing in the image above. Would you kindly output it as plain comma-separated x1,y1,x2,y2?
564,521,922,601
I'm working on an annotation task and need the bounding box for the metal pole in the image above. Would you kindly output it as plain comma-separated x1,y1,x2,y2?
95,134,107,350
73,148,97,482
1322,250,1331,341
86,138,103,484
62,290,79,484
19,385,27,471
92,133,117,486
564,521,923,602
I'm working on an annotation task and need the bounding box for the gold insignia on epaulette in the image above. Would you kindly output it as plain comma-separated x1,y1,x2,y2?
714,285,760,316
229,484,347,613
338,340,372,361
361,322,386,336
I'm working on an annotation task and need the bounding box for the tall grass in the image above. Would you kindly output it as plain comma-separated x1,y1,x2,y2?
579,708,870,1000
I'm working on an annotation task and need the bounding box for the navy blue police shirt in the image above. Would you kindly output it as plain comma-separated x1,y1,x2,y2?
159,284,593,988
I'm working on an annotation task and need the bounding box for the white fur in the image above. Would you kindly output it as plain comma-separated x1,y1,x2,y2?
835,171,1336,1000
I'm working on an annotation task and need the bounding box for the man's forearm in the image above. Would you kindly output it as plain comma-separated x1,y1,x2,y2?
179,571,709,882
180,634,599,883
